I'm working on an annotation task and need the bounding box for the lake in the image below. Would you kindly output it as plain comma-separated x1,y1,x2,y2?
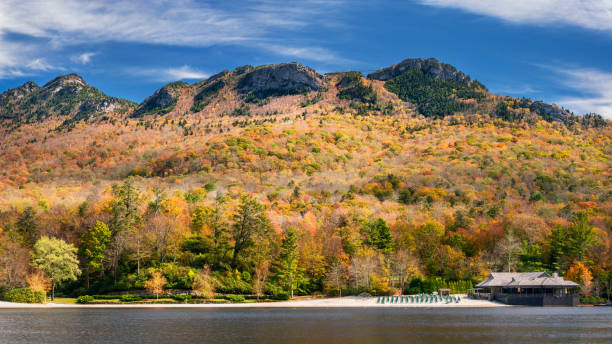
0,307,611,343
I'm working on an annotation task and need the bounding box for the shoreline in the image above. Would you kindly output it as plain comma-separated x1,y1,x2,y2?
0,295,509,309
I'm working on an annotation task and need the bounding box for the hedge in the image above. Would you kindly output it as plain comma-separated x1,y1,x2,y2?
581,296,607,304
225,295,245,303
76,295,95,304
2,288,45,303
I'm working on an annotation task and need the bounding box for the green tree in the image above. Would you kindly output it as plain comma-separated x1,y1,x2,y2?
230,194,271,269
81,221,111,288
16,206,38,245
147,186,167,215
414,220,445,261
550,212,599,272
31,236,81,300
193,197,231,268
362,218,392,252
109,179,142,233
108,179,142,278
273,230,302,298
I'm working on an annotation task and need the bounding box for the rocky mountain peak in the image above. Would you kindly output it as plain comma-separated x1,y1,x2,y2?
40,73,88,98
0,81,39,101
43,73,87,88
368,57,472,85
237,62,323,98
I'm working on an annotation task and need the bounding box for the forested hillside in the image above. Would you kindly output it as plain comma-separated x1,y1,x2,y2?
0,58,610,301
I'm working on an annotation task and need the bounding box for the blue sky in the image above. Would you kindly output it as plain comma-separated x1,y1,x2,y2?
1,0,611,118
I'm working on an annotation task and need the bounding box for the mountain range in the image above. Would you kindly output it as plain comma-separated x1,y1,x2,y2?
1,58,607,133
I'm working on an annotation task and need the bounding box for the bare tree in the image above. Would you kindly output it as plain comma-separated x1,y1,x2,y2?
145,215,177,264
253,260,270,301
391,249,418,292
326,261,348,297
494,232,521,272
350,249,378,290
0,241,29,288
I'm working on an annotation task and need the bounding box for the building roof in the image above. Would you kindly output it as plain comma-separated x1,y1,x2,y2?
475,272,579,288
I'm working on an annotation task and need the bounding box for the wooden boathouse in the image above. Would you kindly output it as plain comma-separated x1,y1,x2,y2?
471,272,579,306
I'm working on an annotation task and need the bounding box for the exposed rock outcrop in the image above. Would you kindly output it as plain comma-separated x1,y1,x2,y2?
368,57,472,85
132,82,188,117
78,98,123,115
528,101,572,123
237,62,323,98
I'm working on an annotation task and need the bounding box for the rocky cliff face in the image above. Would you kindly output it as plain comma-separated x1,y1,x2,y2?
368,57,472,85
528,101,573,123
237,62,323,98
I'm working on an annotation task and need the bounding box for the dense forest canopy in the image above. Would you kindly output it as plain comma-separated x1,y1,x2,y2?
0,59,610,302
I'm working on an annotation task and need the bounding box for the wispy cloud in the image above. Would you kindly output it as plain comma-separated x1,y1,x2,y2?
420,0,612,31
26,58,55,71
263,44,353,64
127,65,209,82
495,85,539,95
0,0,348,78
0,41,41,78
71,52,96,64
546,66,612,119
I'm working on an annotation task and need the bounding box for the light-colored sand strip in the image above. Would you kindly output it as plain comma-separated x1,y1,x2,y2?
0,295,508,308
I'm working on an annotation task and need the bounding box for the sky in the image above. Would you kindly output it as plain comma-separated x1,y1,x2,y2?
1,0,611,118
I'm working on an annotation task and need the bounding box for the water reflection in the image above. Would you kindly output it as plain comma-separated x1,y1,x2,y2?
0,307,610,344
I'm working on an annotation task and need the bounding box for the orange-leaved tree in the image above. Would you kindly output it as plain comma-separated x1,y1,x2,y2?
566,261,593,296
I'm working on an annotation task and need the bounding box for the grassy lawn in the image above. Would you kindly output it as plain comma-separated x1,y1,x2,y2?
49,297,77,304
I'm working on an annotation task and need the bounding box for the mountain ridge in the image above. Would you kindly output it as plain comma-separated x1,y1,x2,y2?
0,57,608,131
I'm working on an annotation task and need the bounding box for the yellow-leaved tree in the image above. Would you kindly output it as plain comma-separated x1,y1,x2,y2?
26,270,51,303
145,271,166,300
192,266,215,299
566,261,593,296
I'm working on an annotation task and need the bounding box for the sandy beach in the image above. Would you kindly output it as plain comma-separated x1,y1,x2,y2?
0,295,508,308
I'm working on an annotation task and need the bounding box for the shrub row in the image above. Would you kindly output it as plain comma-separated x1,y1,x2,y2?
76,293,262,304
1,288,45,303
581,296,607,304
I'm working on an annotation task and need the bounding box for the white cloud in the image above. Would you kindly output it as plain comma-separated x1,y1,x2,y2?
71,52,96,64
161,66,209,81
26,58,54,71
420,0,612,31
128,65,209,82
549,67,612,119
263,44,353,64
0,0,347,78
0,41,38,78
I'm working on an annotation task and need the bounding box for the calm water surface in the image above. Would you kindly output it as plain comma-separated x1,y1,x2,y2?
0,307,611,344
